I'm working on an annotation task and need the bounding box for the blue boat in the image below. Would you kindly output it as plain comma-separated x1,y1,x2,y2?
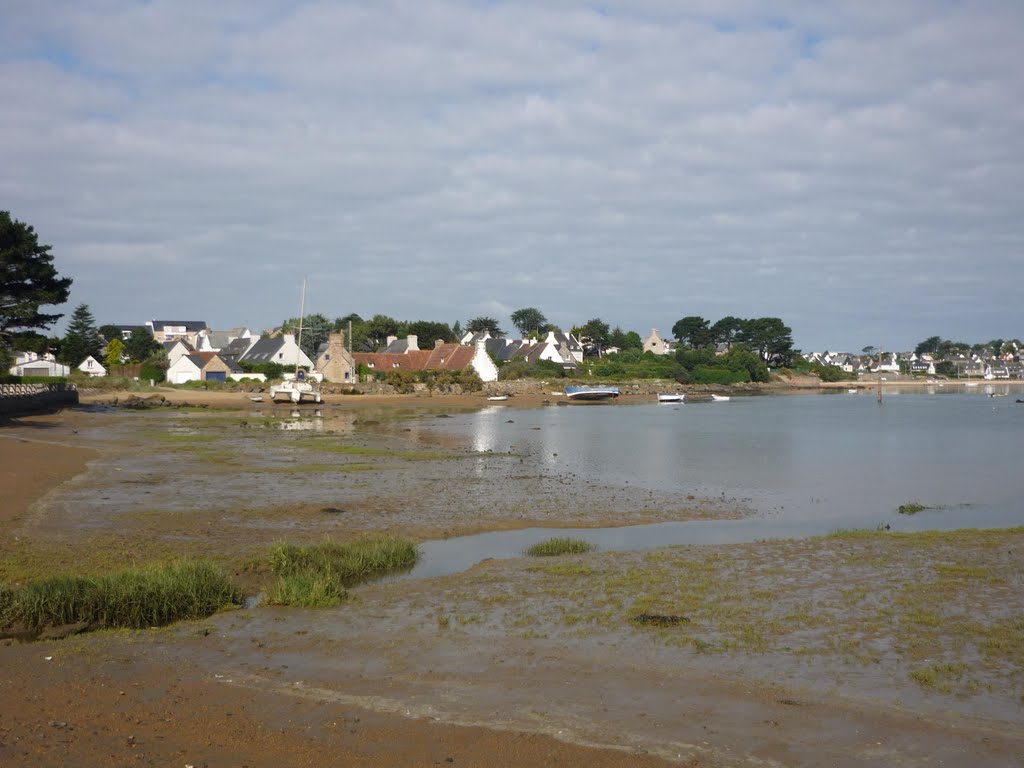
564,385,621,401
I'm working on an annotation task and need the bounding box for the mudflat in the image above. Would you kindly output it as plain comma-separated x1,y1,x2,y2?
2,402,1022,767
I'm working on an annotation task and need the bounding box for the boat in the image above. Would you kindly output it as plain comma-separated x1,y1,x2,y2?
270,371,322,404
564,385,620,401
710,394,731,402
248,395,264,402
656,393,684,403
269,278,322,405
487,395,510,401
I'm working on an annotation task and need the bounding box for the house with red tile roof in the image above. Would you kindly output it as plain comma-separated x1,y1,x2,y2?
354,340,498,382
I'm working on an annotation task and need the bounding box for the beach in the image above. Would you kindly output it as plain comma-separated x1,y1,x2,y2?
2,396,1022,766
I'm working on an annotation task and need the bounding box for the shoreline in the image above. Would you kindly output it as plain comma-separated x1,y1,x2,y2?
71,375,1020,411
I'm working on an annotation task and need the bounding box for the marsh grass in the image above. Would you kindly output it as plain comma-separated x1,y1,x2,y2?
525,538,595,557
898,502,928,515
266,536,419,607
1,560,241,632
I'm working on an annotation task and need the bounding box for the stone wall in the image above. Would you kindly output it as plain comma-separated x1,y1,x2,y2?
0,383,79,417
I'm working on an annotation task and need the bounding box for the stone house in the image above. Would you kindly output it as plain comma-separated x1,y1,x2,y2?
315,332,357,383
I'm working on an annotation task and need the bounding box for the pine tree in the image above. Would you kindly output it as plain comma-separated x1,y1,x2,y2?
0,211,72,349
60,303,102,365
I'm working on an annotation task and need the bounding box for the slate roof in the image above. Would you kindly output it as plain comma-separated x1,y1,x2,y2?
383,338,415,353
241,337,287,363
220,337,254,360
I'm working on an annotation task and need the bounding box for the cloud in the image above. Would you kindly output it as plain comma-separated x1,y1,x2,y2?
2,1,1021,349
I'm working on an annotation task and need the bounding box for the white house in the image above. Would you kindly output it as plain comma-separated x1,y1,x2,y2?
163,339,194,367
77,356,107,377
9,351,71,378
240,334,314,369
166,354,205,384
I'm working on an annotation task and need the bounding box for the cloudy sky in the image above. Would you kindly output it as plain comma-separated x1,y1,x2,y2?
3,1,1021,351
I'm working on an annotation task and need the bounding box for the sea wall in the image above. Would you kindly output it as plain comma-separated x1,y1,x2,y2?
0,383,79,417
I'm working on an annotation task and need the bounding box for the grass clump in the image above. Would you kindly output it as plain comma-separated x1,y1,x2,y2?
2,560,242,632
898,502,928,515
525,537,595,557
266,536,419,607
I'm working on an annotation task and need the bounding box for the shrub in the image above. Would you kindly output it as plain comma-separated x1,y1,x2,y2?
266,536,419,607
4,560,242,631
525,537,595,557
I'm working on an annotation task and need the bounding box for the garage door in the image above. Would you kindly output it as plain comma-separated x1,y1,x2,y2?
205,371,227,382
23,367,51,376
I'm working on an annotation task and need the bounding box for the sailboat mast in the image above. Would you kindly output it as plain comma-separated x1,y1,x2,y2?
296,277,307,377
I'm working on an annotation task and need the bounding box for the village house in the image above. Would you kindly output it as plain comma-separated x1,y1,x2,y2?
315,332,357,383
354,340,498,382
146,320,209,346
642,329,671,356
8,351,70,378
166,352,246,384
77,356,107,377
240,334,313,369
195,327,254,353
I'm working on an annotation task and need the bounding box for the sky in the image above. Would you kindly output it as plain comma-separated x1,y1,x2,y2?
2,1,1022,352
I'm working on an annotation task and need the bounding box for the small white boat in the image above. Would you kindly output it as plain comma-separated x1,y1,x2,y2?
270,373,322,404
847,389,857,394
564,385,620,401
249,395,264,402
487,395,510,401
710,394,731,402
657,393,684,403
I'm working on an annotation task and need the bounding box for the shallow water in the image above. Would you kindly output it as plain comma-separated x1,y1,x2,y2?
404,386,1024,577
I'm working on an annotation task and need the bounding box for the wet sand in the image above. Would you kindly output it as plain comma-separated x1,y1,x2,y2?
2,403,1023,766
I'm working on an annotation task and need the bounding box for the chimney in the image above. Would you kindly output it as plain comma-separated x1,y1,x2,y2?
386,335,397,347
407,334,419,351
435,339,443,349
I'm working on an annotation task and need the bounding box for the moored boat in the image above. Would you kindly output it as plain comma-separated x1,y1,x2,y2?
270,372,322,404
710,394,731,402
564,385,620,401
656,393,684,403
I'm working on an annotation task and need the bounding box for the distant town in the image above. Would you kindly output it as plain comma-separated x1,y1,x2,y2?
6,304,1021,388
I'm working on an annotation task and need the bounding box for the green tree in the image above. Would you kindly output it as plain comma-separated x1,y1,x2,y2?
98,324,122,343
510,307,548,337
334,313,367,351
710,316,744,349
125,328,162,362
59,303,103,365
574,318,610,357
861,345,877,356
363,314,401,350
0,211,73,350
400,320,454,345
738,317,795,365
282,312,331,359
466,317,505,338
104,338,125,369
452,320,462,340
914,336,942,356
672,316,713,349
